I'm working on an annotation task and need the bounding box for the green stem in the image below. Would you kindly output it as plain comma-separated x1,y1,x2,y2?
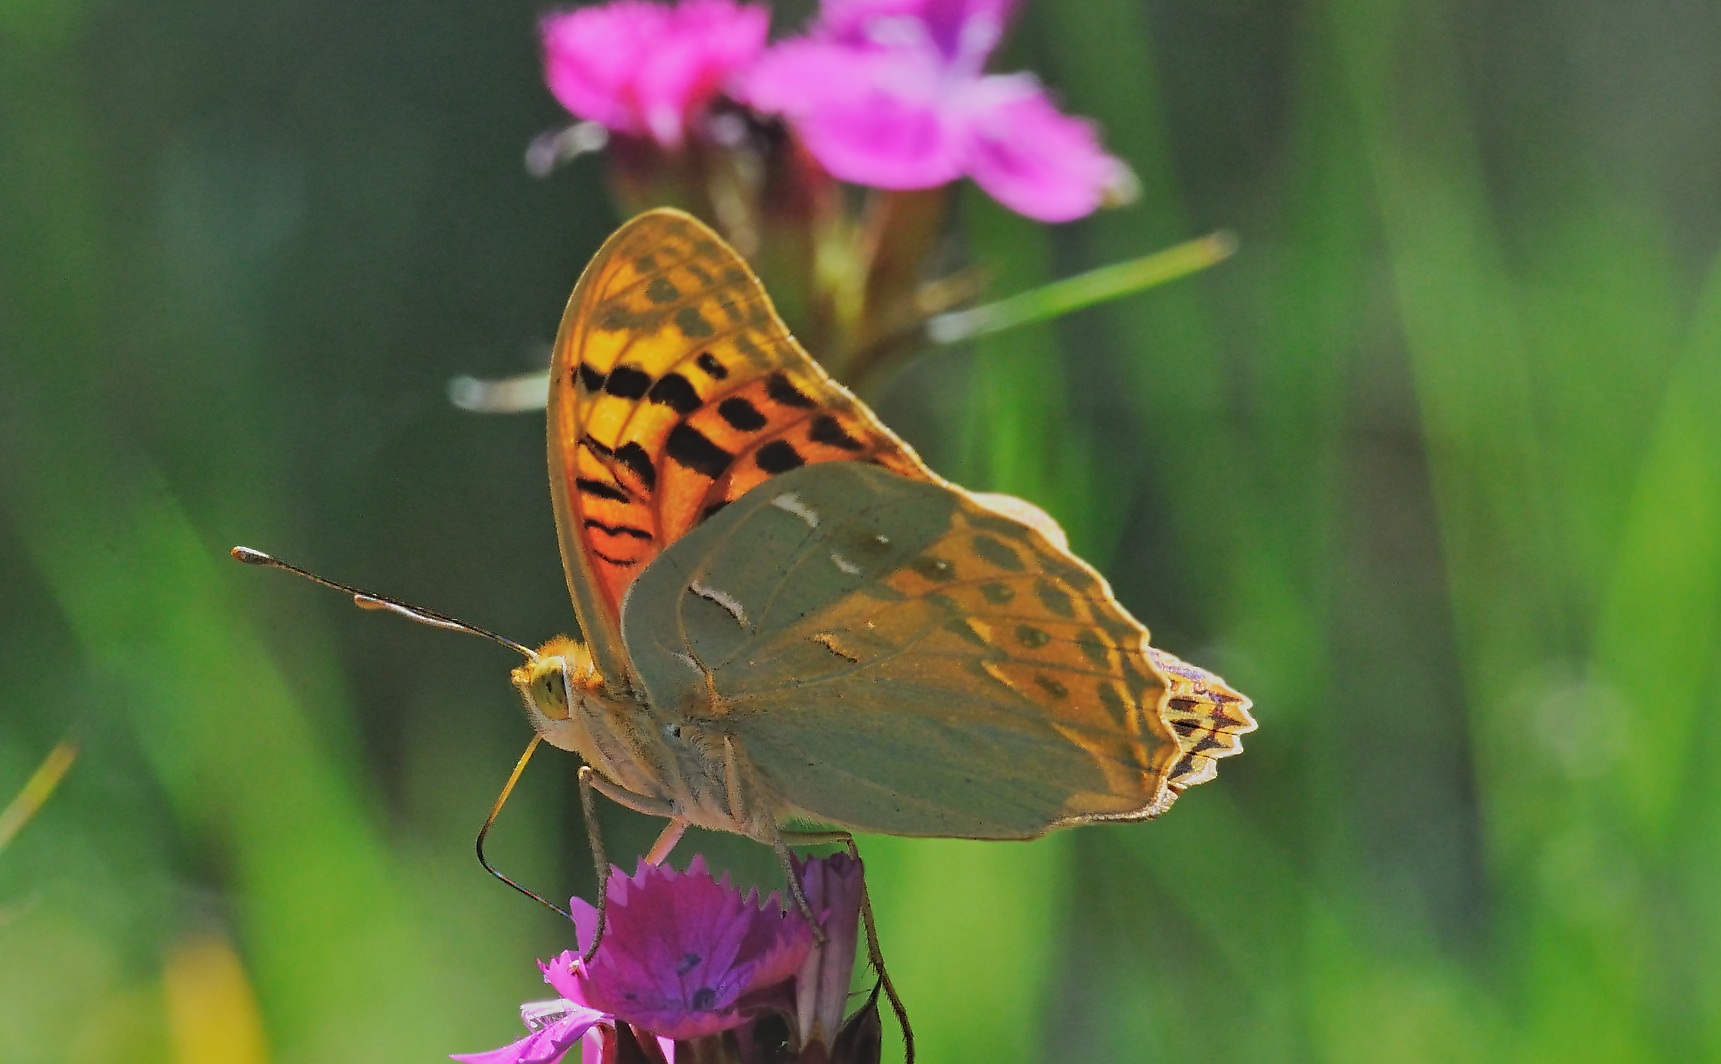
0,739,79,855
926,230,1236,344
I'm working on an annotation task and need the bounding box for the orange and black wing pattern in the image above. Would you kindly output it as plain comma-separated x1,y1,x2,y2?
547,209,933,680
1148,647,1256,793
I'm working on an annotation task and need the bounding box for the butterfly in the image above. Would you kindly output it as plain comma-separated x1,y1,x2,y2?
516,208,1255,856
234,208,1253,1058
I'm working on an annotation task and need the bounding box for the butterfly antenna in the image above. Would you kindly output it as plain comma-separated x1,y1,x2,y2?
230,546,537,659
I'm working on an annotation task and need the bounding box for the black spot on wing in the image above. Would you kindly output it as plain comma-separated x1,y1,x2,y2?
1035,578,1076,618
576,478,632,503
1015,624,1052,649
605,365,651,399
645,277,681,304
755,440,806,473
713,293,747,326
971,534,1025,572
584,519,652,541
596,303,645,332
717,397,768,431
695,352,728,379
648,372,702,414
1035,549,1099,592
808,414,865,452
675,306,716,339
577,363,605,392
665,424,733,478
1075,629,1111,668
732,332,770,368
1034,674,1070,699
980,582,1016,604
1094,612,1140,644
614,441,657,491
765,372,816,408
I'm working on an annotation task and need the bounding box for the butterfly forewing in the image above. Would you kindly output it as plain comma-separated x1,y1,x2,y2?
549,210,933,684
621,462,1189,838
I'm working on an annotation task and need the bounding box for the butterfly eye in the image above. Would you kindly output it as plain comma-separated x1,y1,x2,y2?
514,663,573,723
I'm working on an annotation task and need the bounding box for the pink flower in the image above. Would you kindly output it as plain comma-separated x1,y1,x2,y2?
450,963,614,1064
541,0,770,149
740,0,1125,221
456,855,876,1062
568,856,813,1040
791,853,865,1050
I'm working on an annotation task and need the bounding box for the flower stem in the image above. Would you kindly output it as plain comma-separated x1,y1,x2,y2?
926,230,1237,344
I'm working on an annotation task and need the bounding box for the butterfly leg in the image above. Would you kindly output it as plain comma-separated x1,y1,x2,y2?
769,833,828,943
645,819,688,865
574,769,690,963
777,829,914,1063
575,766,610,966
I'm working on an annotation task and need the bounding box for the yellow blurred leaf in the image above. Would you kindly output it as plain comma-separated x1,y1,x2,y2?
164,933,273,1064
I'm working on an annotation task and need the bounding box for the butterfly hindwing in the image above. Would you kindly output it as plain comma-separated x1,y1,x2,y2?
621,462,1194,838
1151,648,1256,791
549,210,931,685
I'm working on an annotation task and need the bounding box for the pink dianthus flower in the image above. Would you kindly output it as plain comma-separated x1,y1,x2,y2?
541,0,770,149
453,856,838,1063
740,0,1126,221
570,856,813,1040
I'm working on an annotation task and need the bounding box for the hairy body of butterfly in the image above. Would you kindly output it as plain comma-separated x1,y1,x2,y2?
510,208,1255,851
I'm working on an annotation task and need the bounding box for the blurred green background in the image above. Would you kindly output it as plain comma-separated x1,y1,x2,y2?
5,0,1721,1060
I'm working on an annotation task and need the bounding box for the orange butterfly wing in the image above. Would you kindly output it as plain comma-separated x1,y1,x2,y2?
547,209,931,685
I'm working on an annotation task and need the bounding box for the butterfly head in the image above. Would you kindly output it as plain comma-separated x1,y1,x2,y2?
511,635,608,753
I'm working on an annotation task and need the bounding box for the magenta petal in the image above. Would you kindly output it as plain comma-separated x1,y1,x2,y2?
542,3,666,133
540,951,589,1005
960,76,1122,221
793,854,866,1048
541,0,768,146
568,892,601,960
744,42,964,188
819,0,1019,60
451,1034,547,1064
576,858,813,1040
451,1005,606,1064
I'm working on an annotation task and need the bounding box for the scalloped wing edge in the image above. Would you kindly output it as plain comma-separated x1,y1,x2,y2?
1149,646,1256,793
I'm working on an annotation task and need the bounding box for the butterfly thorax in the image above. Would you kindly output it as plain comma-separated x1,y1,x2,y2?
510,635,781,842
